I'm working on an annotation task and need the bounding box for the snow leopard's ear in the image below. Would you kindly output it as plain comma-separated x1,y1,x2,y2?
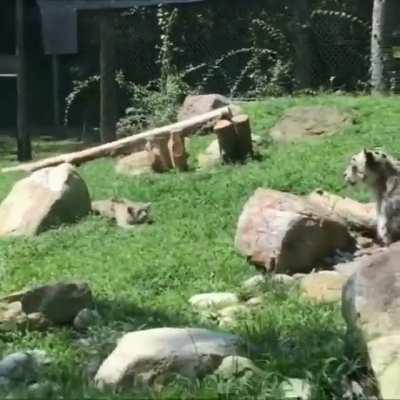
364,149,376,165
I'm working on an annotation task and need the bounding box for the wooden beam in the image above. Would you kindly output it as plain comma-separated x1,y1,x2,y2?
2,106,233,173
99,15,117,143
16,0,31,161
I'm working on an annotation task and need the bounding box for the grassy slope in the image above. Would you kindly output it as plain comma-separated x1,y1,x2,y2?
1,95,398,399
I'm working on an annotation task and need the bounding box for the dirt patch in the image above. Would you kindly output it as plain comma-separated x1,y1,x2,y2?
269,106,352,143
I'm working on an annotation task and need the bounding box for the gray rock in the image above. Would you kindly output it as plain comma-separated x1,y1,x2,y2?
73,308,100,331
0,350,49,383
94,327,246,390
334,257,370,278
178,94,230,125
21,281,93,324
342,243,400,399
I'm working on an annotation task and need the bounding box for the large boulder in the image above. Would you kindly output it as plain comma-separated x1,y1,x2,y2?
269,106,352,143
235,189,355,274
342,244,400,399
94,328,246,390
178,94,230,123
0,163,91,237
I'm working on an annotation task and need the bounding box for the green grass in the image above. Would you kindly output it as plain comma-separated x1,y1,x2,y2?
1,94,397,399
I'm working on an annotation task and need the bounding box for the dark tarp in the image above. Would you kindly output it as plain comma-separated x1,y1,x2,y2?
36,0,204,55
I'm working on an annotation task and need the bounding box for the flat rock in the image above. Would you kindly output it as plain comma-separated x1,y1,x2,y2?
334,257,370,278
94,327,245,390
300,271,347,303
270,106,352,143
189,292,239,310
342,243,400,399
21,281,92,324
235,189,355,274
0,163,91,237
218,305,250,319
242,275,266,292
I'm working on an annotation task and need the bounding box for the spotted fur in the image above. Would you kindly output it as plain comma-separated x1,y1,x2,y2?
344,149,400,245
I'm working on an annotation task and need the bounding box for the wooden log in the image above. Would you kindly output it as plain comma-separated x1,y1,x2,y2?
307,189,377,232
168,130,188,171
214,119,238,163
235,188,355,274
232,114,253,162
2,106,232,174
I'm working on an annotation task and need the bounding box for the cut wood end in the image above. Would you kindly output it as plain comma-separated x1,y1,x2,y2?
213,119,233,130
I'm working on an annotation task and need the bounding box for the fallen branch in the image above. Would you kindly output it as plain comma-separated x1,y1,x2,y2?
2,106,233,174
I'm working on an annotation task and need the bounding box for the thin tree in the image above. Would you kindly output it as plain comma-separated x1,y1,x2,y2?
370,0,387,93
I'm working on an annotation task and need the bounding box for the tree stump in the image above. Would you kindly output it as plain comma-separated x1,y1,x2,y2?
150,135,173,172
232,114,253,162
214,119,238,163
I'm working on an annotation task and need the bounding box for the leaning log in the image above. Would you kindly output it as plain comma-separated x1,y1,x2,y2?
2,106,233,174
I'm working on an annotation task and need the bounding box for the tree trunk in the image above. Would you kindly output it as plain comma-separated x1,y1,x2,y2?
16,0,31,161
290,0,313,89
52,55,61,128
371,0,388,93
99,15,117,143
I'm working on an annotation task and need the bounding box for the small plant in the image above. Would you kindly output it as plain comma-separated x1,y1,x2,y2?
116,73,189,136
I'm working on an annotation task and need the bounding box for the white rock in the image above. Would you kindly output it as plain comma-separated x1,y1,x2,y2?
242,275,266,291
218,305,250,319
0,163,91,237
94,327,245,390
215,356,261,379
271,274,295,284
246,297,264,307
189,292,239,310
280,378,311,399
